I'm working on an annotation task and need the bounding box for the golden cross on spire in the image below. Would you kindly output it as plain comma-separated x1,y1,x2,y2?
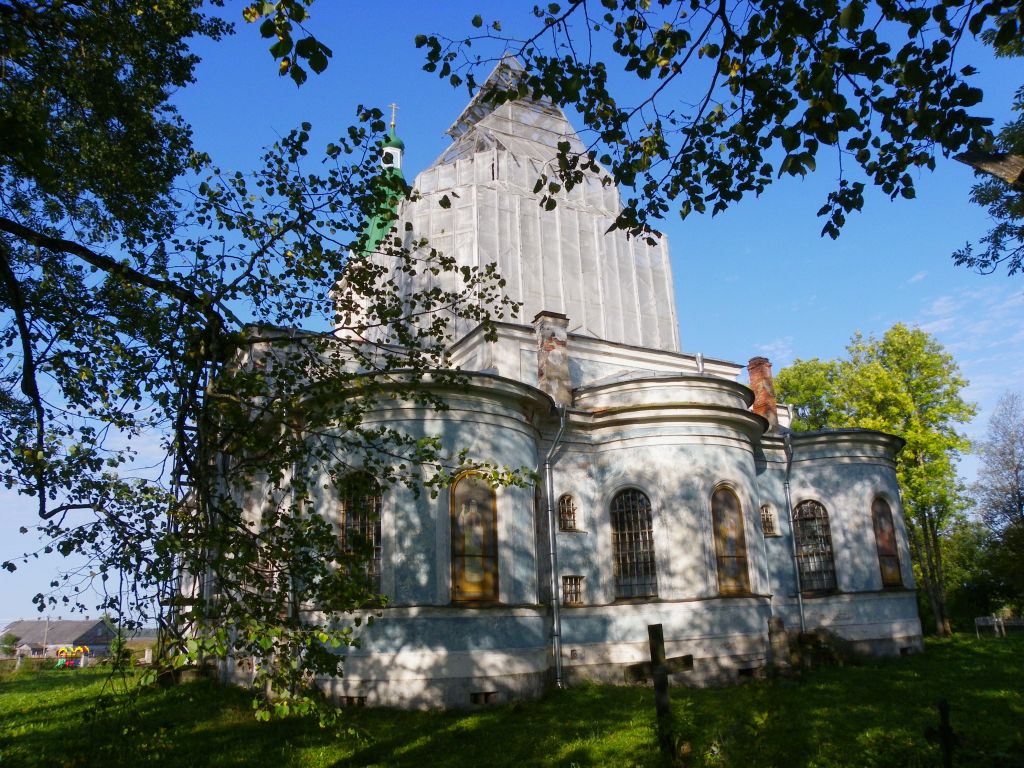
388,102,399,130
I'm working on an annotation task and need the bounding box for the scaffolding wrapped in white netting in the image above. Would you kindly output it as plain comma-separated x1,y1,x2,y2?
346,59,680,353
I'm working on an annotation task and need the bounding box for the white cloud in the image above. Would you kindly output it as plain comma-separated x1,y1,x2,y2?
908,271,928,283
918,317,956,334
910,283,1024,472
755,336,796,366
922,294,965,317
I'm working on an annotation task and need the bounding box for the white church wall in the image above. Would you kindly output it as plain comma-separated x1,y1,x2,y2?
322,605,551,708
357,380,548,608
584,438,765,603
788,434,912,595
752,444,803,608
300,374,558,708
558,598,771,685
446,324,743,393
547,374,769,609
750,432,922,650
575,375,754,412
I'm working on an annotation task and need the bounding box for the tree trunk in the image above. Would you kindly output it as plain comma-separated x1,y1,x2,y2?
927,511,953,636
907,507,952,636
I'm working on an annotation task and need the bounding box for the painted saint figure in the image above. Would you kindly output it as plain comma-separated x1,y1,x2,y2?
459,498,485,585
451,473,498,601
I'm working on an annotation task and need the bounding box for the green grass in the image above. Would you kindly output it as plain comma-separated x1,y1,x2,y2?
1,636,1022,768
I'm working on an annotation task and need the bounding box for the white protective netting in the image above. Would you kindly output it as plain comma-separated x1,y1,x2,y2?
346,60,680,354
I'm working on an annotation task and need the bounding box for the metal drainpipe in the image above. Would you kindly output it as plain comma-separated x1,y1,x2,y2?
544,404,568,688
757,495,772,607
783,434,806,633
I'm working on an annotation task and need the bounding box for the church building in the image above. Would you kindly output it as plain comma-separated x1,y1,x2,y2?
300,60,922,708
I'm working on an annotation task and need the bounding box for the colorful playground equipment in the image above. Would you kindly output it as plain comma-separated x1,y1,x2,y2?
53,645,89,669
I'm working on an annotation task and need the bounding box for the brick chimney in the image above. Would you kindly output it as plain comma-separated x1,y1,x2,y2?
533,311,571,407
748,356,779,432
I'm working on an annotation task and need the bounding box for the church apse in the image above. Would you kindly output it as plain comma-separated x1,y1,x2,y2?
248,57,926,708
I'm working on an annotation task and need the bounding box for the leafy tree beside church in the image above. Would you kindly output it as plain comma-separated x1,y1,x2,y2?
0,1,515,719
971,392,1024,612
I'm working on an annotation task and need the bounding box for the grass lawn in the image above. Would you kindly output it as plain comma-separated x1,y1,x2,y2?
1,636,1021,768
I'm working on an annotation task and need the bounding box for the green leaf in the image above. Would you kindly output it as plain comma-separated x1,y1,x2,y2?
781,129,800,153
838,1,864,31
308,48,329,74
993,19,1018,48
269,38,292,58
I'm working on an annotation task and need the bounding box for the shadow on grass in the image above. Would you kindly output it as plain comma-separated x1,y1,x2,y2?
0,671,342,768
665,636,1024,768
331,684,661,768
1,637,1021,768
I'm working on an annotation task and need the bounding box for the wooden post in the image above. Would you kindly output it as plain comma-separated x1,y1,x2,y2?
648,624,673,762
622,624,692,765
925,698,961,768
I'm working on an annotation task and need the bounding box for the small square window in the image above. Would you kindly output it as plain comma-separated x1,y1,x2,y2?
562,575,584,605
760,505,779,537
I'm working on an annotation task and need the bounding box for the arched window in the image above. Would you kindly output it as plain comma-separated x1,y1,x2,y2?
338,473,382,594
610,489,658,599
712,487,750,595
872,497,903,588
558,493,578,531
451,473,499,603
793,500,837,593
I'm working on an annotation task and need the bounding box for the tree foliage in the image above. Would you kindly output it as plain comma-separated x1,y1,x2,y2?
240,0,335,85
0,632,17,655
776,323,976,635
970,392,1024,611
974,392,1024,533
418,0,1019,241
940,519,999,626
953,13,1024,276
0,1,519,720
0,1,229,242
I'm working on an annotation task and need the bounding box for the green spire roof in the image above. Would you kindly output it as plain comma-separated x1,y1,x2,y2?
361,199,400,257
383,126,405,151
359,138,407,257
356,107,408,257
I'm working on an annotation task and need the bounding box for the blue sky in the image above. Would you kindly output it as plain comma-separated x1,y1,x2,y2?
2,2,1021,623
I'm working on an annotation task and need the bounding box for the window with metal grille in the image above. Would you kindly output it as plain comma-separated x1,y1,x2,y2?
562,575,584,605
451,472,499,603
872,497,903,588
712,487,750,595
760,504,779,536
610,489,658,599
558,493,577,531
339,473,382,595
793,500,837,593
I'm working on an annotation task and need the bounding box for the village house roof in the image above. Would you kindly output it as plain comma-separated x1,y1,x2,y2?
2,619,116,647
